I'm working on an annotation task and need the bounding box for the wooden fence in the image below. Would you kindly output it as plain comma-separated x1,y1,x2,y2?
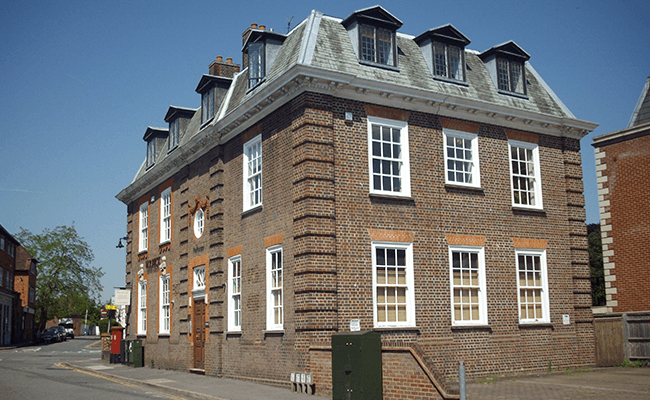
594,312,650,366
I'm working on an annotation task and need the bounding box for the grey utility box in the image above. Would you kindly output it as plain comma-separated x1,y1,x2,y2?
331,330,382,400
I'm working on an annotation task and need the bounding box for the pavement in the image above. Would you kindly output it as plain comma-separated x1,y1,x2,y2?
8,337,637,400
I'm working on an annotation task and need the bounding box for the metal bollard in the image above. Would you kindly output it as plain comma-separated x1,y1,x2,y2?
459,361,466,400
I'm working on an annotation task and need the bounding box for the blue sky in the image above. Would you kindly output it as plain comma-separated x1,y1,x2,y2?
1,0,648,302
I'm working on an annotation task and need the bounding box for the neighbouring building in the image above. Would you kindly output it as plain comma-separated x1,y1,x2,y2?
14,246,38,342
117,6,598,398
0,224,19,346
592,76,650,313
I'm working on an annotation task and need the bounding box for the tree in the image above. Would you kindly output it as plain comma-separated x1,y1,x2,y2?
587,223,605,306
16,225,104,331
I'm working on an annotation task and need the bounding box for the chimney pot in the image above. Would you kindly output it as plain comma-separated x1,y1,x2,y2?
216,56,223,62
251,23,258,29
226,58,233,63
260,25,265,31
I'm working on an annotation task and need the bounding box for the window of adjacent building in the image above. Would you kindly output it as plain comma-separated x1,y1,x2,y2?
7,271,12,290
228,256,242,332
147,139,156,168
443,129,480,187
0,237,4,251
160,188,172,243
194,208,204,239
367,116,410,197
248,41,265,88
516,249,549,323
29,287,35,304
433,42,464,81
201,86,215,124
160,274,170,334
360,24,396,67
449,246,487,325
139,202,148,252
0,269,3,288
508,140,542,209
243,134,262,211
497,59,525,94
372,242,415,328
31,261,36,275
138,280,147,335
266,245,283,330
169,119,179,151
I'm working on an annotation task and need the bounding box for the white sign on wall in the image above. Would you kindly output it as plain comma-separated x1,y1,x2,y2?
350,319,361,331
114,289,131,306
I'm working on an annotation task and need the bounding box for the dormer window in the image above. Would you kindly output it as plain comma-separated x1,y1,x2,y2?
479,41,530,98
169,119,179,150
242,25,286,90
342,6,403,70
147,139,156,167
497,59,524,94
248,41,265,88
360,24,396,66
415,24,470,84
202,87,215,123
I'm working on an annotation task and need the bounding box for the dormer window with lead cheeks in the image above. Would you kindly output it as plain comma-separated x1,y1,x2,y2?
242,24,286,90
143,127,168,170
415,24,470,84
342,6,403,70
202,87,215,123
479,41,531,98
164,106,195,151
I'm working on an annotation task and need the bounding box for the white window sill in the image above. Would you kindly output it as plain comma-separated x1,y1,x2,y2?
445,183,483,191
373,326,419,332
159,240,171,247
225,330,242,336
369,193,414,201
451,324,491,331
264,329,284,335
242,204,263,216
158,333,170,337
511,205,545,213
519,322,552,328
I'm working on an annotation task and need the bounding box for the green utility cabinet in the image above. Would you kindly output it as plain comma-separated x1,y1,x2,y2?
131,339,144,368
331,331,382,400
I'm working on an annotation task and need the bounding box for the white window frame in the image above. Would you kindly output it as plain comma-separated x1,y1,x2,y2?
372,242,415,328
367,116,411,197
516,249,550,324
508,140,543,210
243,134,262,211
433,42,464,81
359,24,396,67
159,274,170,334
160,188,172,243
266,245,283,331
449,245,487,326
193,208,204,239
138,280,147,335
227,256,242,332
443,129,480,188
139,202,148,252
497,58,526,95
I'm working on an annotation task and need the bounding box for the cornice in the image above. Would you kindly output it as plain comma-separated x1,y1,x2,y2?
117,64,597,204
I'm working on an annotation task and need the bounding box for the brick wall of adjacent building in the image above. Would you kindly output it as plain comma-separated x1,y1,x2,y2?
124,90,594,397
594,130,650,313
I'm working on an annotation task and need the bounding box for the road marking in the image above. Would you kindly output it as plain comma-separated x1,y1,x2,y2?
19,347,41,352
55,363,191,400
87,365,115,370
145,378,175,384
85,340,101,349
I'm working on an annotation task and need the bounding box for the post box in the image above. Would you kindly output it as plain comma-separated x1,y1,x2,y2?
110,326,125,364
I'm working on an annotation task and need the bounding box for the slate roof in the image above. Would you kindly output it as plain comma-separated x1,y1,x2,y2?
122,7,595,197
628,76,650,128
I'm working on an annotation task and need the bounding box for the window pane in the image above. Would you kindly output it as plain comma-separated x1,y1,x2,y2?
360,25,375,62
448,46,463,80
377,28,394,66
433,42,447,77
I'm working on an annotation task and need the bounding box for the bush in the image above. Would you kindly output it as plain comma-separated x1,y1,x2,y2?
618,359,648,368
98,318,121,334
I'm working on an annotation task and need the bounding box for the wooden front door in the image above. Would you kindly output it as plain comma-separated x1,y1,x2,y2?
193,299,205,369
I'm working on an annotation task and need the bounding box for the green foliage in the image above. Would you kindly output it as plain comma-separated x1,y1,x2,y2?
618,359,648,368
587,223,605,306
16,225,104,330
98,318,120,334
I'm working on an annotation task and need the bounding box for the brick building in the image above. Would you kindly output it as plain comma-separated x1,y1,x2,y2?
592,76,650,313
0,224,19,345
14,246,38,342
117,6,598,398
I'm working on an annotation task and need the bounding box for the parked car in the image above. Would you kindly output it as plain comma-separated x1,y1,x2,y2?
38,327,62,344
58,319,75,339
53,326,67,341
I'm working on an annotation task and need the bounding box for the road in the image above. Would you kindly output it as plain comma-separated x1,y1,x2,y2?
0,339,190,400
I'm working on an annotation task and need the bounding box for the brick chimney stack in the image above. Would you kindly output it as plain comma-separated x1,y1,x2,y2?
209,56,241,78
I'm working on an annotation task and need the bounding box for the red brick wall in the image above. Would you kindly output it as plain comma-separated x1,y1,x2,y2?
598,133,650,312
